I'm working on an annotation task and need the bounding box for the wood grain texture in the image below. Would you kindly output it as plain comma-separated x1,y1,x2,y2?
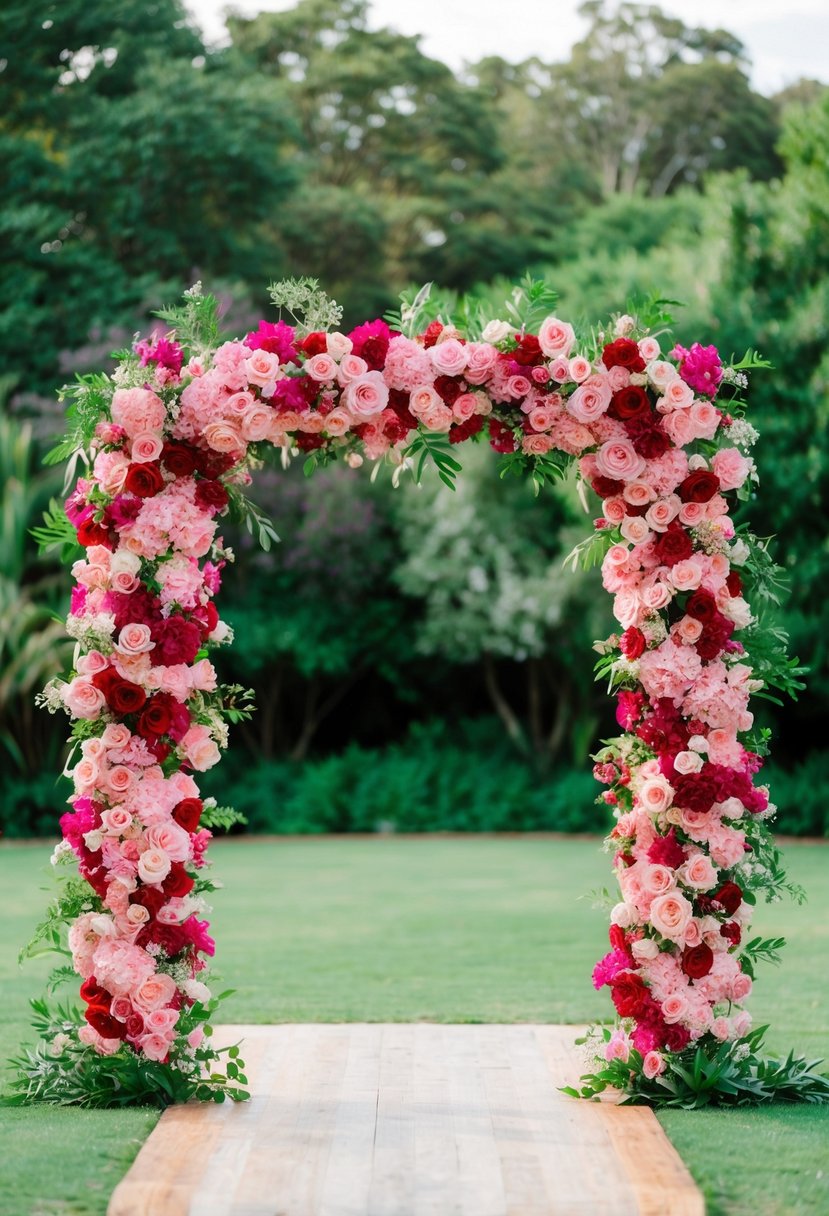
108,1025,703,1216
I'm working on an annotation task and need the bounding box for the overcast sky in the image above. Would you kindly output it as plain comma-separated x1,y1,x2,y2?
185,0,828,94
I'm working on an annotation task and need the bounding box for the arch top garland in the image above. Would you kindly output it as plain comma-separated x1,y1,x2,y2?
14,277,828,1109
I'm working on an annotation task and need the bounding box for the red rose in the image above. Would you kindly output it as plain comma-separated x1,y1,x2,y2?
80,977,107,1005
124,461,165,498
609,924,627,953
647,828,687,869
107,678,147,717
678,470,720,503
161,442,197,478
150,617,201,666
125,1013,145,1040
194,479,229,514
609,386,651,420
195,450,236,479
77,517,112,548
449,415,485,444
300,331,328,356
609,971,649,1017
620,627,646,659
433,375,462,406
682,943,714,978
172,797,203,834
663,1022,691,1052
602,338,646,373
137,693,174,739
686,590,718,623
713,881,743,915
85,1003,127,1039
163,860,196,897
652,522,693,567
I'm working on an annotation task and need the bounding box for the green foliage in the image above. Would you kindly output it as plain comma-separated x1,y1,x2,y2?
225,485,281,552
7,997,249,1109
154,285,221,354
403,430,464,490
30,499,82,563
569,1025,829,1108
267,277,343,335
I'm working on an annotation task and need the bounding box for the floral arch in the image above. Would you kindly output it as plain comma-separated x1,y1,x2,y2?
14,278,824,1108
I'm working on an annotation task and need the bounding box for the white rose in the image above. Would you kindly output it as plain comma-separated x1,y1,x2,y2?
326,332,353,360
481,319,512,344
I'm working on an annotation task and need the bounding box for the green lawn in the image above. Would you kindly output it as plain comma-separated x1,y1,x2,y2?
1,835,827,1215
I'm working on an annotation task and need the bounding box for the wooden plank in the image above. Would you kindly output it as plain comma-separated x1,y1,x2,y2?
107,1024,704,1216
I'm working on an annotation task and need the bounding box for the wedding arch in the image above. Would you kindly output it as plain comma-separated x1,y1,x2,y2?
14,278,824,1108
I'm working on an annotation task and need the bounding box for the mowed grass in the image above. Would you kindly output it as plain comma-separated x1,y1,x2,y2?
0,835,827,1215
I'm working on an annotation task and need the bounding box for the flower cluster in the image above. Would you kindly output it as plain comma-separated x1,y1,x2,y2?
35,284,779,1101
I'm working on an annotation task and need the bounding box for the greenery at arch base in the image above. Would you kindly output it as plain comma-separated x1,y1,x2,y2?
9,278,829,1111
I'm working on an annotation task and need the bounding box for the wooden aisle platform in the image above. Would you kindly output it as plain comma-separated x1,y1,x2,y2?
108,1024,702,1216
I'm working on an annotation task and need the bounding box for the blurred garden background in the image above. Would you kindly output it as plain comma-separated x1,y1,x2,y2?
1,0,828,840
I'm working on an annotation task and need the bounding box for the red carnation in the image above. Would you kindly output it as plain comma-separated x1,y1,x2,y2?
678,470,720,503
131,886,166,917
449,415,485,444
682,943,714,979
609,971,649,1018
423,320,443,349
488,418,516,453
172,797,203,833
150,617,201,666
625,417,672,459
713,881,743,915
673,772,718,814
602,338,646,373
512,334,544,365
620,627,645,660
161,442,197,478
609,385,651,420
124,461,165,498
647,828,686,869
592,476,624,499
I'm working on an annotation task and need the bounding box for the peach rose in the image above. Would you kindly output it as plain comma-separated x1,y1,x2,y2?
638,777,674,816
180,725,220,771
641,864,674,897
104,769,135,802
203,421,244,455
670,560,702,592
644,496,680,532
649,891,693,942
679,854,718,890
454,393,479,422
145,821,192,863
567,380,611,423
102,722,132,749
621,518,652,546
137,848,171,885
623,480,656,506
690,401,721,440
323,408,352,437
133,972,178,1013
662,378,694,410
463,343,498,383
241,405,274,442
661,994,689,1024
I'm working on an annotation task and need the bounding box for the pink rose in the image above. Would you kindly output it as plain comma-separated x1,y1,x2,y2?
644,496,680,532
538,317,576,359
102,723,132,749
568,356,591,383
670,560,702,592
323,408,352,437
116,623,155,656
620,516,650,544
604,1031,630,1063
104,769,135,802
139,1032,173,1062
641,864,675,896
337,354,369,385
145,1008,179,1034
304,353,338,382
130,432,164,464
662,408,695,447
454,393,478,422
145,821,192,863
689,401,721,440
638,777,674,817
623,481,656,507
343,371,389,419
638,337,660,361
62,678,106,720
240,405,274,442
649,891,693,942
180,725,221,771
730,973,752,1002
420,402,453,433
661,994,689,1024
72,757,100,792
661,378,694,411
429,338,467,377
567,380,611,423
203,421,244,455
93,451,130,496
679,854,718,890
595,439,645,482
642,1051,666,1080
463,343,498,384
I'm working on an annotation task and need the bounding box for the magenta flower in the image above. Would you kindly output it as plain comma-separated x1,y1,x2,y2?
671,342,723,398
592,949,633,990
244,320,298,364
135,336,183,376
